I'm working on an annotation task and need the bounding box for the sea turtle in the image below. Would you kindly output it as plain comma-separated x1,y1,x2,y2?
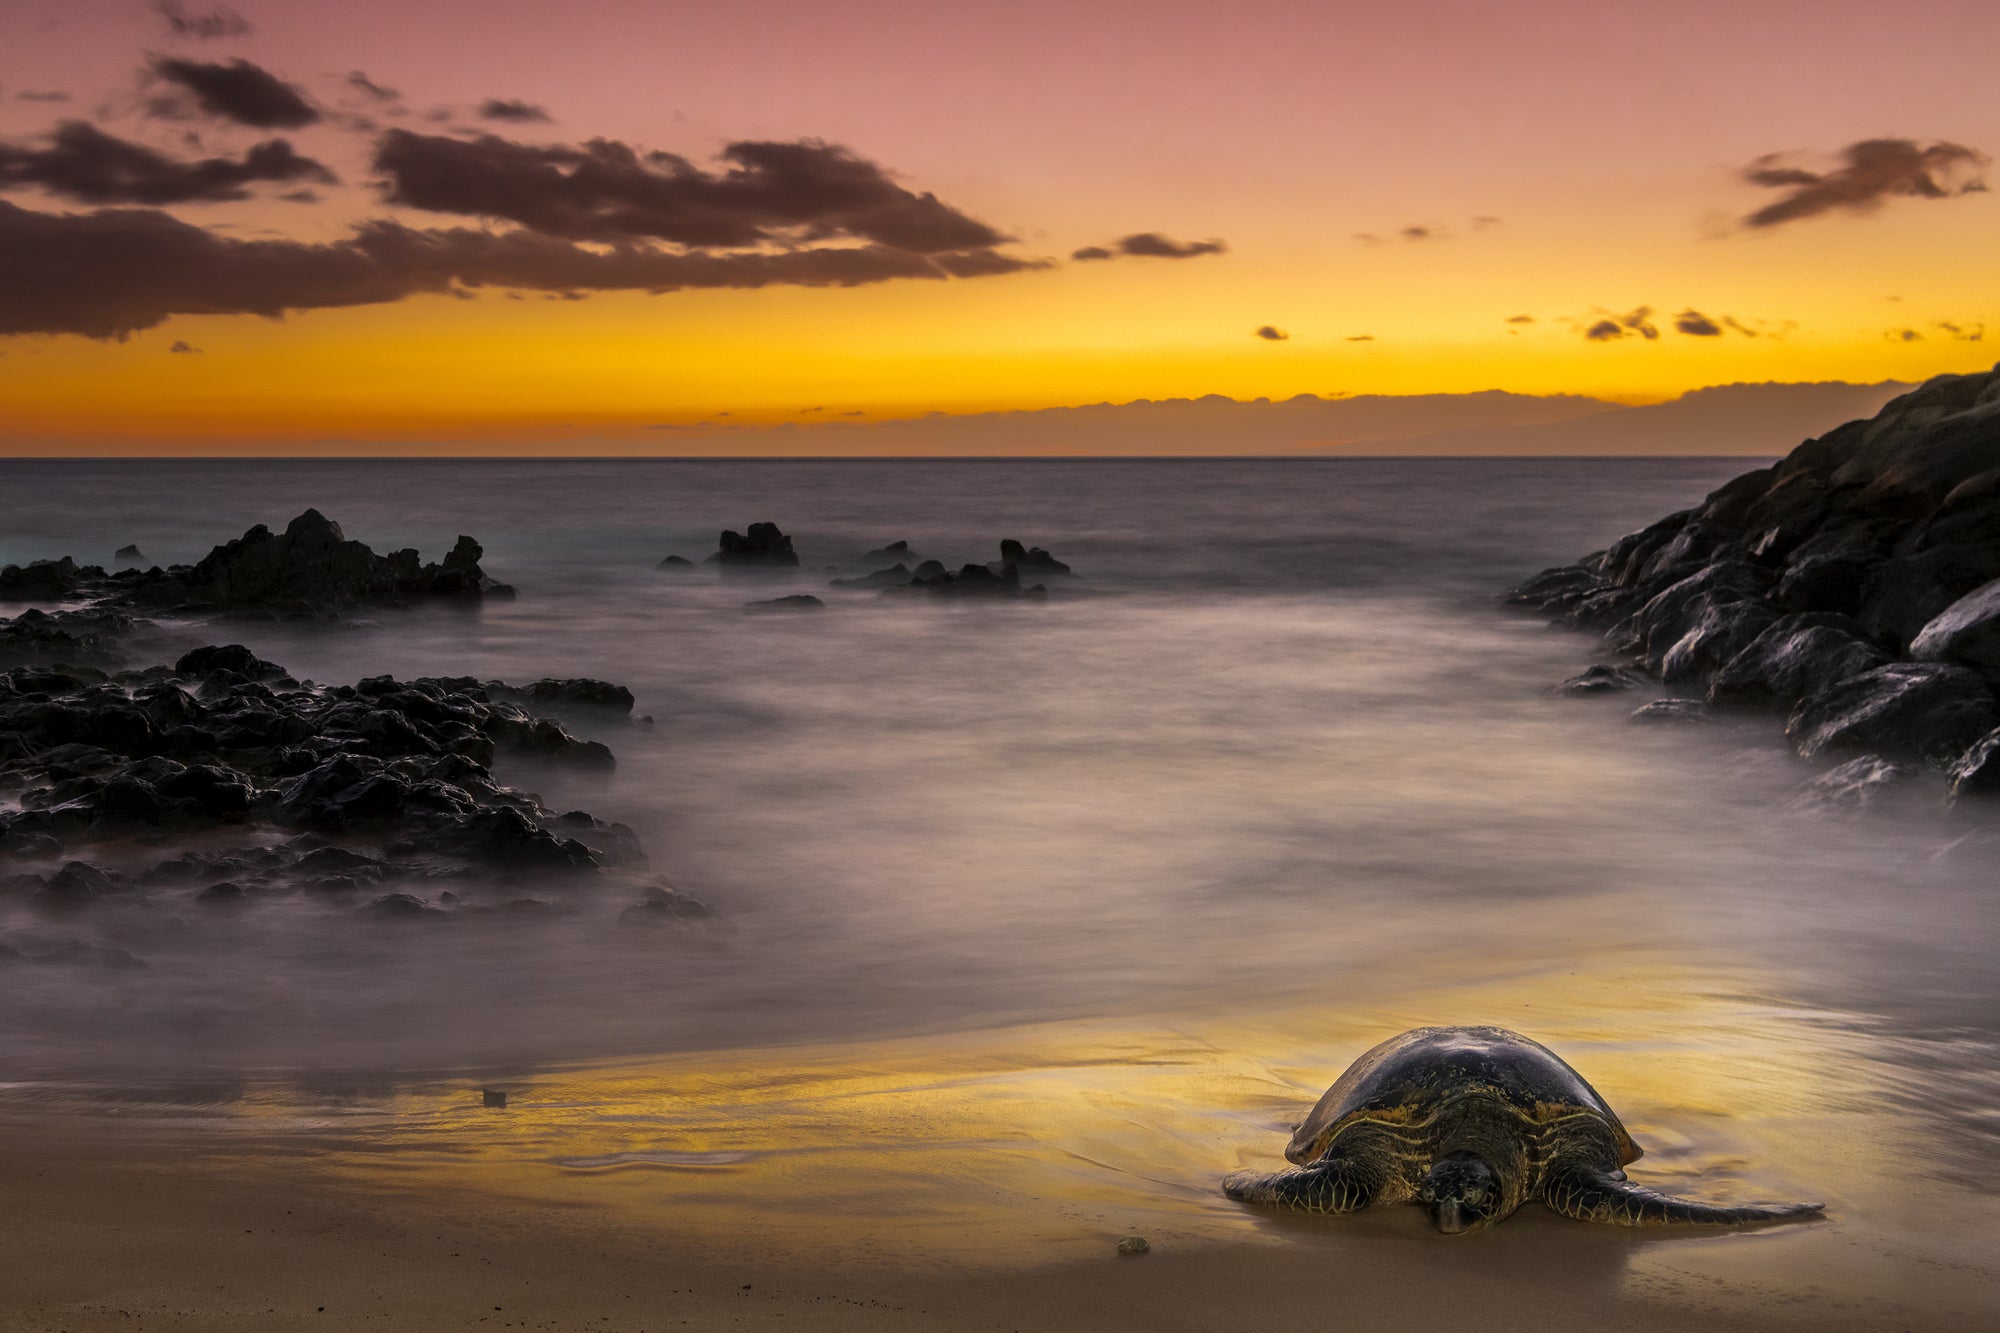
1222,1025,1823,1233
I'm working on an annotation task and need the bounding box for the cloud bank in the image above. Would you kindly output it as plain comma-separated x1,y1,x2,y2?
0,199,1042,339
0,120,334,205
374,130,1011,254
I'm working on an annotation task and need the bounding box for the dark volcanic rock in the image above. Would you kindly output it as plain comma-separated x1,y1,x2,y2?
829,563,913,589
114,544,146,566
745,594,825,612
175,644,290,682
1509,363,2000,796
0,644,650,912
1951,728,2000,799
1910,577,2000,671
510,678,635,715
1706,615,1890,711
708,522,799,571
1794,756,1909,812
998,539,1073,580
1552,665,1646,696
656,554,696,572
862,540,914,564
185,510,512,614
1628,698,1711,725
1786,663,1997,763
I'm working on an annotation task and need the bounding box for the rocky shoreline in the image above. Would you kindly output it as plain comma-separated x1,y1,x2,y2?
1508,363,2000,802
0,510,702,971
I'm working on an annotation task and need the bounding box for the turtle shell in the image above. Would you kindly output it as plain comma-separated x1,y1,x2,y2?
1283,1026,1638,1166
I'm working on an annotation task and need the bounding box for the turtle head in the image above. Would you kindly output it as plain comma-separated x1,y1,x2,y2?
1419,1155,1499,1235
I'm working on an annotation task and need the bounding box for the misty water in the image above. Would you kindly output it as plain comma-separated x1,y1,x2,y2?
3,459,1997,1308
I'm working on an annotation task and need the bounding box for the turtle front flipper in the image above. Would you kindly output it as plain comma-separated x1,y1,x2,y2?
1543,1167,1823,1227
1222,1157,1387,1214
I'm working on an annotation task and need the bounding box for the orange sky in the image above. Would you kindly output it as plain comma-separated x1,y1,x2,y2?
1,0,1995,452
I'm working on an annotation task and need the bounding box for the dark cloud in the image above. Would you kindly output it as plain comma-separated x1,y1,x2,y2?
151,57,319,129
1579,306,1659,342
1399,225,1438,241
1936,320,1985,341
1254,325,1288,341
1741,138,1989,228
167,339,200,353
0,198,1047,339
1504,314,1535,324
373,130,1010,253
1889,328,1924,342
1674,309,1724,337
155,1,253,40
1470,215,1503,229
1345,335,1375,342
15,90,71,103
1070,245,1114,261
479,98,552,123
1116,232,1223,258
0,120,334,205
346,72,400,104
1351,232,1383,246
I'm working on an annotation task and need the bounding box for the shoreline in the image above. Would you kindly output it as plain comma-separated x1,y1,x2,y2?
0,1111,1963,1333
5,975,1994,1331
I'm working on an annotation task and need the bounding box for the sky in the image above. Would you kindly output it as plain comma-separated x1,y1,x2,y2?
0,0,1995,453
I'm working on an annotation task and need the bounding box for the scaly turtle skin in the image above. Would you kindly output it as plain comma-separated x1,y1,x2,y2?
1223,1026,1823,1233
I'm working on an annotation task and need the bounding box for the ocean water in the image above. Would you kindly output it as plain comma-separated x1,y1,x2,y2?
2,459,1997,1309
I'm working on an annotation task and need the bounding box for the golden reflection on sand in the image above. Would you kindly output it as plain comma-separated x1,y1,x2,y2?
97,945,1984,1318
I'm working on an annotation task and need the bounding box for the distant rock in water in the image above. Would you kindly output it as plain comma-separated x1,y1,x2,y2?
745,594,825,612
656,554,696,572
862,540,915,564
998,539,1072,580
708,522,799,571
1509,362,2000,801
879,541,1075,600
829,563,912,589
0,509,513,622
114,545,145,567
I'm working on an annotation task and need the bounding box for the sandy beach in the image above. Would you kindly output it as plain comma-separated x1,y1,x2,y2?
6,958,1994,1331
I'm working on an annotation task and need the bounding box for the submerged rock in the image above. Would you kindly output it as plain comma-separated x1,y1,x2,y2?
829,563,913,589
1793,756,1909,812
1551,665,1647,696
1628,698,1711,725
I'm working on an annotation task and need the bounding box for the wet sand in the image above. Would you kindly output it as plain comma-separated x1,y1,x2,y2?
5,958,1992,1330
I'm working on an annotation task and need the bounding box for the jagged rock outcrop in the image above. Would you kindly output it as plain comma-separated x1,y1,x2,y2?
0,509,513,622
1509,363,2000,799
